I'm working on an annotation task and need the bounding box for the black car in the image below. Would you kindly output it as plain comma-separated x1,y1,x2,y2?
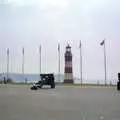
31,74,55,90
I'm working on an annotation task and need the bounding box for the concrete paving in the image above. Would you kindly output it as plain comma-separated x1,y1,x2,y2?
0,84,120,120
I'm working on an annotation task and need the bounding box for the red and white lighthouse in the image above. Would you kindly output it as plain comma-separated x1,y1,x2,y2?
64,44,73,84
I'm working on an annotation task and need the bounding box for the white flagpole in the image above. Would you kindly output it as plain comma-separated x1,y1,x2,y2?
79,40,83,86
7,48,9,81
39,45,41,74
103,40,107,85
100,39,107,85
58,43,60,82
22,47,24,77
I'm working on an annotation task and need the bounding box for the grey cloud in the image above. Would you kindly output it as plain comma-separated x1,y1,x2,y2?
0,0,120,82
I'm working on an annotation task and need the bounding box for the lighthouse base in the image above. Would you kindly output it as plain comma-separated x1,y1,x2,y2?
64,79,73,84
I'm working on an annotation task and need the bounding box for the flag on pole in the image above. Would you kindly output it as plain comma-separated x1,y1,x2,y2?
58,43,60,52
100,40,105,46
100,38,107,85
7,48,9,55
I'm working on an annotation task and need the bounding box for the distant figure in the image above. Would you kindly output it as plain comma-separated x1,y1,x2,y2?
117,73,120,91
25,78,27,84
117,81,120,91
4,77,7,84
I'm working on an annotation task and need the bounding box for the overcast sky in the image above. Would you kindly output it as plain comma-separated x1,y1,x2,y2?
0,0,120,81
